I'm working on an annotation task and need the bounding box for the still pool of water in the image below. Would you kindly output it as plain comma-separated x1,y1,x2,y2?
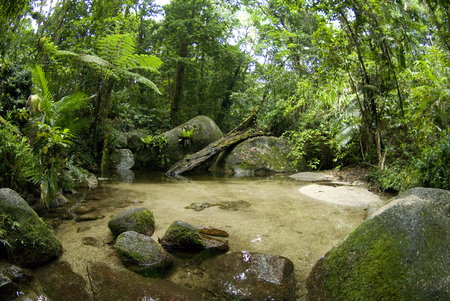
34,171,375,300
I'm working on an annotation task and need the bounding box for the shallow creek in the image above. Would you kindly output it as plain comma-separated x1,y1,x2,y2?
28,171,384,300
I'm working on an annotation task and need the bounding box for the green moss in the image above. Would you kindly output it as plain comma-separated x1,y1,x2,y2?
165,221,204,247
131,210,155,233
324,218,410,300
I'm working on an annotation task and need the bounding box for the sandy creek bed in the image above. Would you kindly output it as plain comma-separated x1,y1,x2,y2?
23,171,389,300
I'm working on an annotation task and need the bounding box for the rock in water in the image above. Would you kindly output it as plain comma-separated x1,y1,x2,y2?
87,262,204,300
160,221,205,251
115,231,173,275
36,261,90,301
205,251,295,300
160,220,229,254
308,187,450,300
0,188,62,266
211,136,297,176
108,207,155,237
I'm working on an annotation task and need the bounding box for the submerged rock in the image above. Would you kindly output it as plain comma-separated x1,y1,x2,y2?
87,262,205,300
211,136,297,176
36,260,90,301
308,187,450,300
205,251,295,300
115,231,173,275
0,273,18,300
196,226,229,237
184,202,211,211
108,207,155,237
0,188,62,267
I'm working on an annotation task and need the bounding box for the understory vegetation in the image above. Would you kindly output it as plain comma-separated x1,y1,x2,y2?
1,0,450,203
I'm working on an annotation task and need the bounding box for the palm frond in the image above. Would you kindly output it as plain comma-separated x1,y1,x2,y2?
32,65,53,104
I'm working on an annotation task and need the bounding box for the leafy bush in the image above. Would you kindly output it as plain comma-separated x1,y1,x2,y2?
0,121,36,191
417,130,450,190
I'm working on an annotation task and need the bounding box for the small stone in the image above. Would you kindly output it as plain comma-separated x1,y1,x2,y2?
184,202,210,211
82,237,101,247
196,226,229,237
75,213,105,222
74,205,97,215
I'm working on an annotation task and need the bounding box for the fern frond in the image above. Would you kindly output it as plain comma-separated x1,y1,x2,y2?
78,54,114,68
131,54,163,70
98,34,136,68
119,70,162,95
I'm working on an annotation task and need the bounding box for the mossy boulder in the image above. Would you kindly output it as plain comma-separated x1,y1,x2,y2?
162,116,223,168
108,207,155,237
160,220,205,251
0,188,62,267
307,187,450,300
115,231,173,274
211,136,297,176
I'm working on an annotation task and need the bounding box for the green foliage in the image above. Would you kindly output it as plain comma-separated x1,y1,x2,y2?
0,120,36,190
368,164,421,193
0,213,21,249
139,134,169,165
285,128,332,170
417,130,450,190
0,63,32,117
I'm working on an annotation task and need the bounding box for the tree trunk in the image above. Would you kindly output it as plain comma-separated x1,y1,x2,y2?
165,129,266,177
166,112,260,176
170,35,188,127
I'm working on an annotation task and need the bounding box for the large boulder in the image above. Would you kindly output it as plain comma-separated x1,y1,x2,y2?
111,149,135,169
307,187,450,300
115,231,173,274
0,189,62,266
164,116,223,164
204,251,296,300
211,136,297,176
135,116,223,170
108,207,155,237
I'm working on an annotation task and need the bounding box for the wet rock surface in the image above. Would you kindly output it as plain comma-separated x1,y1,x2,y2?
204,251,296,300
87,262,204,301
308,187,450,300
108,207,155,237
36,260,90,301
115,231,173,274
0,188,62,267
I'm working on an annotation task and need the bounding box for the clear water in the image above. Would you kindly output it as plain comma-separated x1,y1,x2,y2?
33,171,372,300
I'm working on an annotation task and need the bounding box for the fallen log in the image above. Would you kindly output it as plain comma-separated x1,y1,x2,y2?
165,129,266,177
